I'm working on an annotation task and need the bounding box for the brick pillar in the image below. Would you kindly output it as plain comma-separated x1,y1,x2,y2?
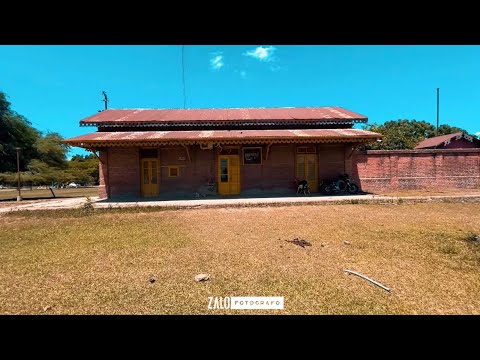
389,154,399,189
98,150,109,199
434,153,444,189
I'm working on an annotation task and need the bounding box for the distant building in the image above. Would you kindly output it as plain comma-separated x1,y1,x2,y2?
415,132,480,150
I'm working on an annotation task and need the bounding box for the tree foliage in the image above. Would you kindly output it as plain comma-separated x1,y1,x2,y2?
0,92,40,172
35,132,69,169
363,119,470,150
0,90,100,187
63,154,99,185
436,124,467,136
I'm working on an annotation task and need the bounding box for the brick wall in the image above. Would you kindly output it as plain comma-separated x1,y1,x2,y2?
241,144,296,194
352,149,480,192
159,146,216,196
318,143,348,180
104,147,140,198
99,146,480,198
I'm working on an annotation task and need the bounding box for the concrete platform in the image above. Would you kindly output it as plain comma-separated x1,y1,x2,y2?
1,193,480,213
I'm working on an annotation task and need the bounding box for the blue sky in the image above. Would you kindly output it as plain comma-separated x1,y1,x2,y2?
1,45,479,157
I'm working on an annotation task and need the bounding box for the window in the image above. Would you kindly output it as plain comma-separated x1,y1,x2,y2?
243,147,262,165
168,166,179,177
220,159,228,182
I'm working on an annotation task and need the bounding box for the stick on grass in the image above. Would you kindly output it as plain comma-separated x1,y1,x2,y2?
344,269,391,292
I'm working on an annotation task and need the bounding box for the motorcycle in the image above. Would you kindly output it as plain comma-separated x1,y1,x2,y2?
320,174,359,195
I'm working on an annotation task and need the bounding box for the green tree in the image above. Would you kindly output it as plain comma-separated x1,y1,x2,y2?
0,92,41,172
363,119,437,150
35,132,70,169
362,120,475,150
18,133,71,186
65,153,99,185
436,124,467,136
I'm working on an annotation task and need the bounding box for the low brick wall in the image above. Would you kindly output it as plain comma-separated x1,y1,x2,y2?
352,149,480,192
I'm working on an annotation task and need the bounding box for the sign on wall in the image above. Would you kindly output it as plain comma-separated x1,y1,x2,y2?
243,147,262,165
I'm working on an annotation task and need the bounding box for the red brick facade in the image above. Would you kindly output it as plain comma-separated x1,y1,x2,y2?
98,146,480,198
352,149,480,192
102,148,140,198
98,144,358,199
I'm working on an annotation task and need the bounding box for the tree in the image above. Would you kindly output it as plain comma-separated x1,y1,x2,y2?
35,132,70,169
18,133,71,186
65,153,99,185
363,119,437,150
0,92,41,172
436,124,467,136
0,91,72,186
362,119,473,150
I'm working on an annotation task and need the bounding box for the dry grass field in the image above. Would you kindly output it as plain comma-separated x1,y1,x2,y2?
1,202,479,314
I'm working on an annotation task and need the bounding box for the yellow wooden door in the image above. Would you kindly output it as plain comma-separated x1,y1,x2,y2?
218,155,241,195
296,154,318,192
141,158,159,197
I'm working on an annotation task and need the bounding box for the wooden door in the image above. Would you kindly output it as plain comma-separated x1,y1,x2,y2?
218,155,241,195
296,154,318,192
141,158,159,197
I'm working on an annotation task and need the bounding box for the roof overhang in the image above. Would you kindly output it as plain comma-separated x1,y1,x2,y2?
64,129,382,149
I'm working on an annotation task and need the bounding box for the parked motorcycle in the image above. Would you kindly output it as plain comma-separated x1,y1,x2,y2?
320,174,359,195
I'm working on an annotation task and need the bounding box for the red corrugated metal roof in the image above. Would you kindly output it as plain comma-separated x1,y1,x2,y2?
65,129,381,146
79,106,367,125
415,132,463,149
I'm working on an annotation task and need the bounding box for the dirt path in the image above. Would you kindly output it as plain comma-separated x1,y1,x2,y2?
1,193,480,213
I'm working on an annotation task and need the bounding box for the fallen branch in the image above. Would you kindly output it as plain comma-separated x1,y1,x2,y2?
344,269,391,292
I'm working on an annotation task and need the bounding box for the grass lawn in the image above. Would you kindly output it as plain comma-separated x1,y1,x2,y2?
1,202,479,314
0,187,98,201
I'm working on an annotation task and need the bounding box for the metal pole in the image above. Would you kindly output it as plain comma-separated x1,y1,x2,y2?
436,88,440,135
15,147,22,201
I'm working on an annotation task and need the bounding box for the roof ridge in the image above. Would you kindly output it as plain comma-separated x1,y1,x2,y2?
104,106,341,110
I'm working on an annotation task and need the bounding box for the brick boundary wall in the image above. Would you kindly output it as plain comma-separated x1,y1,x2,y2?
352,148,480,192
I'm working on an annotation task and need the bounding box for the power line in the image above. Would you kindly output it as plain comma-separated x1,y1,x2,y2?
182,45,187,109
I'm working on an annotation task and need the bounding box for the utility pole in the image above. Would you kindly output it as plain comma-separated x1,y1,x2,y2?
15,147,22,201
436,88,440,135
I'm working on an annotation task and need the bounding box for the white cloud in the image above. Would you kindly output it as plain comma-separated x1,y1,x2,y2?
475,131,480,136
244,46,276,62
210,53,224,70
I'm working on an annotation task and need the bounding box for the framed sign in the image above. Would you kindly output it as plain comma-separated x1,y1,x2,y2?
243,147,262,165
